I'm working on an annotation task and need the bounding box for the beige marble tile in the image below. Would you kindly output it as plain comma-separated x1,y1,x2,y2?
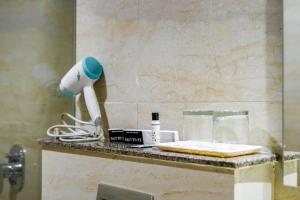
137,0,282,103
102,102,138,129
284,0,300,152
43,150,235,200
137,103,185,132
76,101,138,136
77,0,283,151
77,0,282,103
77,0,139,103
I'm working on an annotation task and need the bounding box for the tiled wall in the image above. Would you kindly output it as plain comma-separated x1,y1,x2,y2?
284,0,300,152
76,0,282,151
0,1,75,199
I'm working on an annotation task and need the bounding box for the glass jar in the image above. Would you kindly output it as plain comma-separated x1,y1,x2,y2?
182,110,249,144
213,111,249,144
182,110,213,141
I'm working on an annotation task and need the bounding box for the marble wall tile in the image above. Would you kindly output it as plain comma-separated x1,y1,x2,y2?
77,0,283,151
77,0,282,103
137,0,282,103
77,0,139,103
76,100,138,137
101,102,138,129
137,103,185,133
284,0,300,152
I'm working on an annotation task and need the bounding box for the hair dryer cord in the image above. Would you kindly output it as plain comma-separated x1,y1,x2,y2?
47,113,104,142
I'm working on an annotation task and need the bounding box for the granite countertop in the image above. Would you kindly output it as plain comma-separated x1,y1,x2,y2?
38,137,281,169
284,151,300,161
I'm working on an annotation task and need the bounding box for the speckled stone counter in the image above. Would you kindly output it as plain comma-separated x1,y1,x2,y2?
38,137,280,169
284,151,300,160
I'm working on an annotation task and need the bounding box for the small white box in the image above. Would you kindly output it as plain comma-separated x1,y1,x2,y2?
140,130,179,145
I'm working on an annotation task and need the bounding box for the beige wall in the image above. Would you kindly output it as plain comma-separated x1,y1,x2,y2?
284,0,300,151
76,0,282,151
0,1,75,199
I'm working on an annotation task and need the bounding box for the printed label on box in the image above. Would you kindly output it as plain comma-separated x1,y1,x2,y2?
124,130,144,144
108,129,124,142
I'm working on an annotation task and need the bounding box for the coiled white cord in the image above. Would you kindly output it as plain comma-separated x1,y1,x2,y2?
47,113,104,142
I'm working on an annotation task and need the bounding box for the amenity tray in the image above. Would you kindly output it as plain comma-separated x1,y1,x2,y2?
156,141,262,158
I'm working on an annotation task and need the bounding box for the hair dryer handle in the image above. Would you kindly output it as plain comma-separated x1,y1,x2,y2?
83,86,101,125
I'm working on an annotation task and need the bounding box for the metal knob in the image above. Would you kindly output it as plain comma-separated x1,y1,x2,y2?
0,144,25,193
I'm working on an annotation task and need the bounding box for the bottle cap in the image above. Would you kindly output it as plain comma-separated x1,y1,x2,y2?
152,112,159,120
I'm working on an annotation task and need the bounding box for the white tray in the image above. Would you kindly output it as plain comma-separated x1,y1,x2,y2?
155,141,262,158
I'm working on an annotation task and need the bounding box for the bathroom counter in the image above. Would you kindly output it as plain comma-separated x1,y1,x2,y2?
284,151,300,160
38,137,277,169
40,137,286,200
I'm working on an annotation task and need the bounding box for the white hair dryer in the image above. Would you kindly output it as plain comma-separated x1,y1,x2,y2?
59,56,103,125
47,56,104,142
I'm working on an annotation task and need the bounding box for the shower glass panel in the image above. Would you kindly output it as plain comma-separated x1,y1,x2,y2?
0,0,75,199
283,0,300,188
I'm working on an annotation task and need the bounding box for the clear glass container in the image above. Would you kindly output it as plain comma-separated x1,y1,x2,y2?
213,111,249,144
183,110,213,141
182,110,249,144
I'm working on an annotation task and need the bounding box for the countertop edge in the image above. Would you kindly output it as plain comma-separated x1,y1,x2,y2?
38,138,280,170
42,144,236,174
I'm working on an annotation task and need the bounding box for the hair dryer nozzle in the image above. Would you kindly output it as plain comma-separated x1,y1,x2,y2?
83,56,103,80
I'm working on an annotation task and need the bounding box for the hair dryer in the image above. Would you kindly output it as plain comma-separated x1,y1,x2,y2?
59,56,103,125
47,56,104,142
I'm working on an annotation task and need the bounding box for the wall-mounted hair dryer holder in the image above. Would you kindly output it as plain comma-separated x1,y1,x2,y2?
0,144,25,193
